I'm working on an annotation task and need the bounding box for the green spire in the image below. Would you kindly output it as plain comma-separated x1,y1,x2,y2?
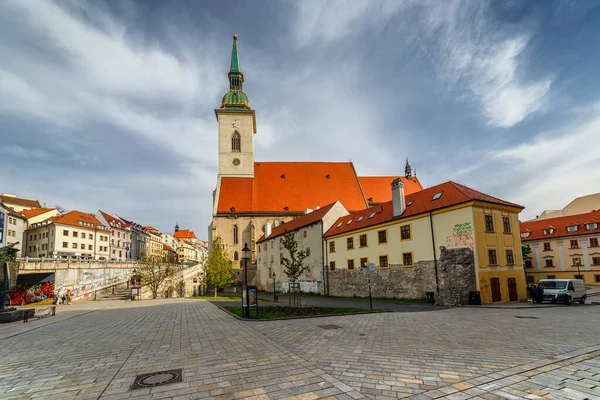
221,34,251,110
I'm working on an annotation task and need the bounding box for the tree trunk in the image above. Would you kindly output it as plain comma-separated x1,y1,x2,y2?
214,287,217,298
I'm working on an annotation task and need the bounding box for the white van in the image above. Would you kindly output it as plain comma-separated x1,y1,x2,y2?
537,279,587,305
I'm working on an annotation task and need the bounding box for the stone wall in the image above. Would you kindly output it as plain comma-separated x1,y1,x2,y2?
328,247,476,306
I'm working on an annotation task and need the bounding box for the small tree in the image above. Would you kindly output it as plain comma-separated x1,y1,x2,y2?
137,256,179,299
205,236,236,298
281,230,308,307
522,244,531,259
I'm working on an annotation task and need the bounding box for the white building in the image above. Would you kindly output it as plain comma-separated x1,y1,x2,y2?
0,202,26,257
95,210,130,260
256,201,349,293
0,193,41,212
162,233,179,253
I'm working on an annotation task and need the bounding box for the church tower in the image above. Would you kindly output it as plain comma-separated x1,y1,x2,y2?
215,34,257,178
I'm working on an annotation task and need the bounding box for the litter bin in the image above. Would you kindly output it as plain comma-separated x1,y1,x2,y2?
469,291,481,305
426,291,435,304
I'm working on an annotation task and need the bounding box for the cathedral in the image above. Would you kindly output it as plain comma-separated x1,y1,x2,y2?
208,35,423,270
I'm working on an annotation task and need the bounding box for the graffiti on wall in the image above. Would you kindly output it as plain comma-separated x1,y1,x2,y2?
446,222,474,250
58,268,130,299
479,277,491,304
9,281,54,305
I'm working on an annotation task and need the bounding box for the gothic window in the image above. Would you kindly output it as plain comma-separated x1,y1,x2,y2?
233,225,239,245
234,251,239,261
231,131,241,152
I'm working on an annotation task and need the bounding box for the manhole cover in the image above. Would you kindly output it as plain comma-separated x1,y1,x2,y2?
131,369,183,390
318,324,342,330
515,316,539,319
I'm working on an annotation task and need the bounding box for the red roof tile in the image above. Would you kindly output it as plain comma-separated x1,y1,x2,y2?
0,195,41,208
99,210,130,229
174,230,197,239
359,176,423,204
20,208,57,219
325,181,523,238
31,210,109,231
217,162,370,214
257,201,340,243
520,210,600,241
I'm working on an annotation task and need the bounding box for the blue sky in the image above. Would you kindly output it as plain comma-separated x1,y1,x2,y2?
1,0,600,238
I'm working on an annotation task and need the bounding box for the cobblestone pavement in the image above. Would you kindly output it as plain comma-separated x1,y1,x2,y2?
0,299,599,400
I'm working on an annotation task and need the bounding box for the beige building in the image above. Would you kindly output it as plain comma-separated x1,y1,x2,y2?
521,209,600,284
208,36,423,276
162,233,179,253
24,211,110,260
534,192,600,220
144,226,164,261
0,193,41,212
96,210,130,260
256,201,349,293
178,239,198,263
323,179,528,305
162,244,178,263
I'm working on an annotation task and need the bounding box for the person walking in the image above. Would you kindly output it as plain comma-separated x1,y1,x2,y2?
536,283,544,304
529,284,537,304
53,289,60,305
66,289,72,305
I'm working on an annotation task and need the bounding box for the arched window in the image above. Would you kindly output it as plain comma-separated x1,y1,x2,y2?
231,131,241,152
233,224,239,244
234,251,239,261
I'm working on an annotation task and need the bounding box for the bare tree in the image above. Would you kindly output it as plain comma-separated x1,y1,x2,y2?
137,256,180,299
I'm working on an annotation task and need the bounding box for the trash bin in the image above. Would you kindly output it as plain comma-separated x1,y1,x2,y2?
426,291,435,304
469,291,481,305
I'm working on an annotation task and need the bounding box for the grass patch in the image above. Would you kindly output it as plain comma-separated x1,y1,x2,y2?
264,292,429,304
223,305,383,320
192,295,242,301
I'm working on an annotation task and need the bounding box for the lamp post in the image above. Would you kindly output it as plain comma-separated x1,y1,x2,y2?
272,272,276,302
242,243,251,318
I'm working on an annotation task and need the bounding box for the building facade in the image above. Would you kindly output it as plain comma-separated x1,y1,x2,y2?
256,201,349,293
208,36,423,276
0,194,41,212
520,209,600,284
145,227,163,261
162,233,179,253
95,210,130,260
323,180,527,305
0,202,26,257
116,216,148,260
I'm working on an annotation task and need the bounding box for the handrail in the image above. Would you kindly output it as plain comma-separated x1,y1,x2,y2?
16,257,139,264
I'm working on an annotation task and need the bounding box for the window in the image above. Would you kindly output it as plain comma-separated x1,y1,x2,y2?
432,191,443,200
485,215,494,232
573,257,582,266
347,259,355,270
545,259,554,267
547,275,556,279
379,255,388,268
329,261,336,271
407,200,414,206
567,225,579,233
73,231,78,238
234,251,239,261
346,219,353,225
592,257,600,265
329,241,335,253
400,225,411,240
360,257,368,268
303,230,307,238
368,212,376,219
231,131,241,152
506,250,514,265
521,232,530,239
526,275,535,284
357,216,364,222
525,260,533,268
347,237,354,249
80,244,85,250
72,243,77,249
590,238,599,247
233,225,239,245
306,247,310,256
88,234,92,239
488,250,497,265
89,245,93,250
543,242,552,251
543,228,555,236
378,230,387,244
570,239,579,249
359,234,368,247
336,222,343,228
595,275,600,283
586,223,598,231
503,217,511,233
402,252,413,266
62,242,68,248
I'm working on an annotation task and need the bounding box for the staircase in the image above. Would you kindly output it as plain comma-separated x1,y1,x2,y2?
88,283,131,301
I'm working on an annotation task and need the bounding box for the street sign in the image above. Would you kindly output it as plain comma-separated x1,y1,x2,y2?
125,246,130,252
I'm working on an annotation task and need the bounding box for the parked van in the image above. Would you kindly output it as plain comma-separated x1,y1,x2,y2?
537,279,587,305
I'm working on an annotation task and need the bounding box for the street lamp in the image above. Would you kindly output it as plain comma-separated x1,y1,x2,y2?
242,242,251,318
272,271,277,302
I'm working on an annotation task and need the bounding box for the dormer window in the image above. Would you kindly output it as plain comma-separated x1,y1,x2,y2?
543,228,555,236
567,225,579,233
357,216,364,222
336,222,343,228
520,232,531,239
407,200,414,206
586,223,598,231
368,212,376,219
346,219,353,225
432,191,443,201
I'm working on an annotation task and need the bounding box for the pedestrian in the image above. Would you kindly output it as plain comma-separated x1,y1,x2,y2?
66,289,72,305
529,285,537,304
61,288,67,305
53,289,60,305
536,283,544,304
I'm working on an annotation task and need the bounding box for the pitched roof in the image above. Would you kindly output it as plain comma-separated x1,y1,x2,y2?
325,181,523,238
257,201,339,243
33,210,109,231
174,230,197,239
520,209,600,241
98,210,130,229
0,203,26,220
20,208,57,219
143,225,159,233
0,194,41,208
163,244,175,251
359,176,423,204
217,162,370,214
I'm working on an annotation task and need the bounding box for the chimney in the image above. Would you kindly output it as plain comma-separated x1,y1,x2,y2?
392,178,405,217
265,223,272,238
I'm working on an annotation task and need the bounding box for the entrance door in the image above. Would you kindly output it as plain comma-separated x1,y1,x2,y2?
490,277,502,302
507,278,518,302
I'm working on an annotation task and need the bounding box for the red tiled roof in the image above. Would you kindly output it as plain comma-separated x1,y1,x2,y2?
359,176,423,204
99,210,130,229
143,225,159,233
217,162,368,214
0,203,26,220
257,201,340,243
174,230,197,239
325,181,523,238
32,210,108,231
163,244,175,251
0,195,41,208
20,208,56,219
520,210,600,241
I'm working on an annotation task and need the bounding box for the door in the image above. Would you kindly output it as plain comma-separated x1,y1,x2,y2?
490,277,502,302
507,278,518,302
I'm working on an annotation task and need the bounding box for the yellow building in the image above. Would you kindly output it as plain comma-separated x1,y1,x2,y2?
520,209,600,284
144,226,163,261
323,179,527,305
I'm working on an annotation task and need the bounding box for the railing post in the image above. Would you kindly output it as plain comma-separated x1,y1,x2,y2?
94,290,97,301
52,306,56,316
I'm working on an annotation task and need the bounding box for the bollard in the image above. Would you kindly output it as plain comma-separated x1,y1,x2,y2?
112,286,115,295
23,311,29,323
94,290,97,301
52,306,56,316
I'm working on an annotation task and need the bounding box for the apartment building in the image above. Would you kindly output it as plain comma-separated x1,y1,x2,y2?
95,210,130,260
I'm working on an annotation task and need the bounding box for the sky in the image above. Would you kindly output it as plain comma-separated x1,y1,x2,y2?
1,0,600,238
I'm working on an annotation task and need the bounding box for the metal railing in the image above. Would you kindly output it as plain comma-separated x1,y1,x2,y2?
16,257,139,264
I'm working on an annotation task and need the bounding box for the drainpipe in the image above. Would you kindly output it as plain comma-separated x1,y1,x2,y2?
429,212,440,294
320,223,326,296
324,236,330,297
